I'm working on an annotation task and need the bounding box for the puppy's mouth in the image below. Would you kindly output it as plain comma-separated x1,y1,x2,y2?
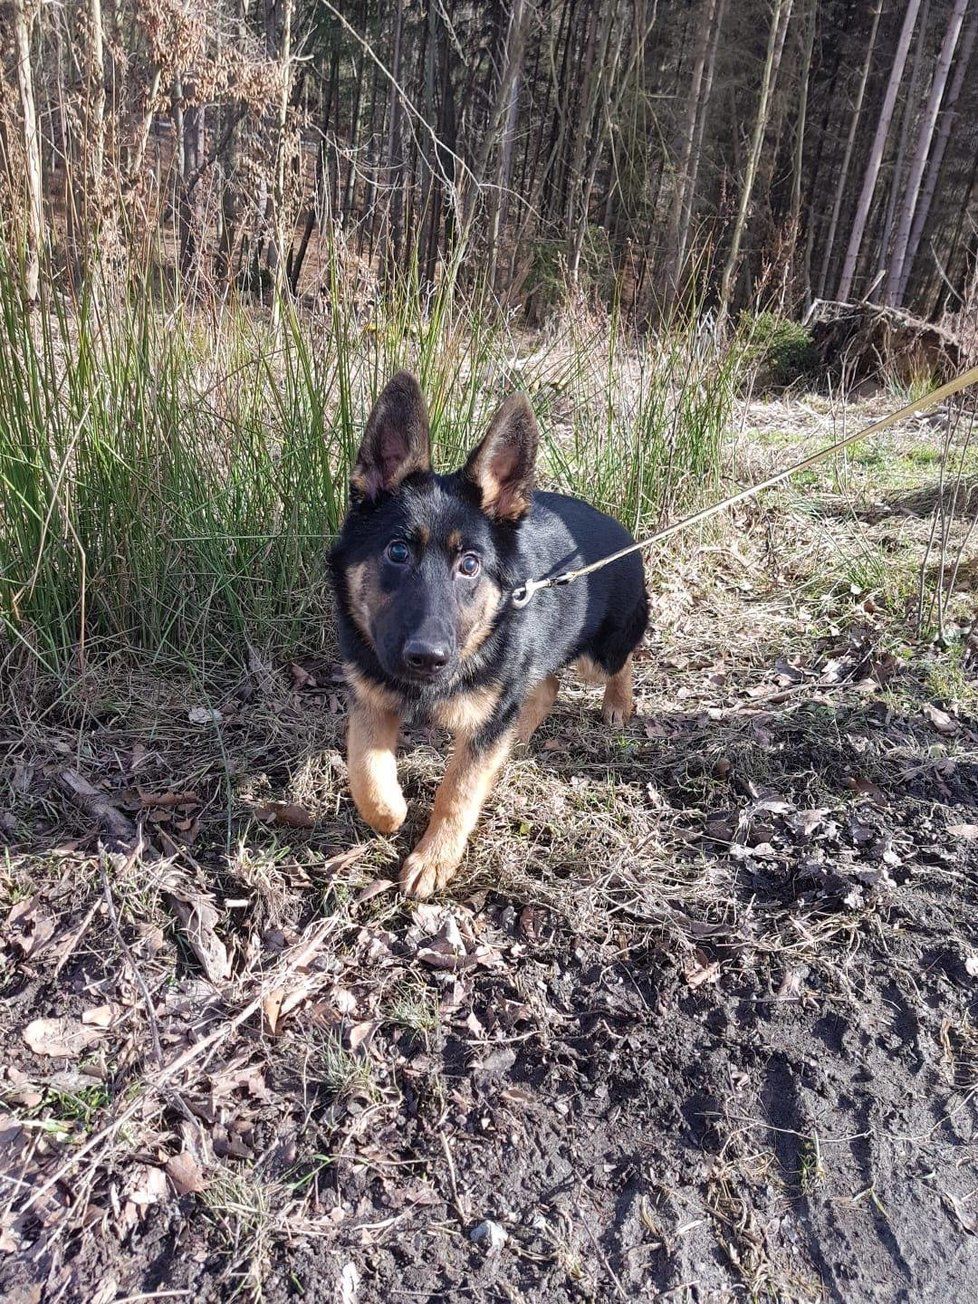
396,662,455,687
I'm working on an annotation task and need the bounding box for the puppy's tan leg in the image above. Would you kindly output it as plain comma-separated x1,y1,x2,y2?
515,674,560,744
601,656,634,728
347,697,407,834
401,731,513,899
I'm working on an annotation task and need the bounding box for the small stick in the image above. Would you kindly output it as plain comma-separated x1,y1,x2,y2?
100,853,164,1069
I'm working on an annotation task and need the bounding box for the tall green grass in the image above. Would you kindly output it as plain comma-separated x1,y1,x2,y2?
0,259,745,681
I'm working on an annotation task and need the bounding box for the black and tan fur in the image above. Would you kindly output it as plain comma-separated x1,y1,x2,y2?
329,372,649,898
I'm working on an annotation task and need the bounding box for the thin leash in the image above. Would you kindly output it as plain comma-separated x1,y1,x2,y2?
510,361,978,608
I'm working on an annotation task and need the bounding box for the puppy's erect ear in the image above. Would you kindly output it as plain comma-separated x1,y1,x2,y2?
351,371,431,503
463,394,538,522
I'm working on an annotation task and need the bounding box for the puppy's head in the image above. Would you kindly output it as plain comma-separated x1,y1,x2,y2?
331,372,538,688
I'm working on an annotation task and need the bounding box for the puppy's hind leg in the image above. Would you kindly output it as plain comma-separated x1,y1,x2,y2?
601,655,634,728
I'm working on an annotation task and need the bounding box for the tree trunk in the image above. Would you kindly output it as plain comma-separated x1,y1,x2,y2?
885,0,970,305
11,0,43,301
788,0,817,306
468,0,528,263
568,1,628,287
901,0,978,300
877,0,930,295
665,0,719,301
675,0,726,294
271,0,294,327
215,0,247,290
836,0,922,302
129,65,162,191
486,0,529,289
383,0,405,278
815,0,882,299
718,0,793,315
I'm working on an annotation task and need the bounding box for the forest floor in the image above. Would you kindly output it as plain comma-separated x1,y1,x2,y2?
2,393,978,1302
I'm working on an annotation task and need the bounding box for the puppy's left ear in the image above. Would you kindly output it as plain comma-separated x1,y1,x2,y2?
464,394,538,522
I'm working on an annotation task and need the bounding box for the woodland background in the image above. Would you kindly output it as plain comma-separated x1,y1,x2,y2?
2,0,978,326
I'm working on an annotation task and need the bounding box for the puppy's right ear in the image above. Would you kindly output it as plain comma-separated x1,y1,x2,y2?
350,371,431,504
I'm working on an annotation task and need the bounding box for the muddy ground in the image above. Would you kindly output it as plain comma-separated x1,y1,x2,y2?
2,399,978,1302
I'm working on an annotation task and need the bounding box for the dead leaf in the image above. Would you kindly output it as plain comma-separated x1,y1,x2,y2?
846,775,887,807
167,886,231,984
788,809,828,839
257,801,316,830
90,1278,120,1304
474,1046,517,1076
686,953,720,989
943,1193,978,1235
775,967,808,1001
165,1150,207,1196
354,878,395,905
923,703,957,736
347,1020,379,1053
126,1164,168,1210
339,1263,360,1304
263,988,286,1035
188,707,222,725
7,900,56,960
23,1017,103,1058
82,1004,119,1028
332,987,357,1015
290,662,318,689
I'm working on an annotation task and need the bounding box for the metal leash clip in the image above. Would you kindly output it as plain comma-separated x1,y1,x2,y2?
510,577,551,608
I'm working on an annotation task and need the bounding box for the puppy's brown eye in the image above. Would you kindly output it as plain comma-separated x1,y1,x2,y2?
386,540,411,565
458,553,481,578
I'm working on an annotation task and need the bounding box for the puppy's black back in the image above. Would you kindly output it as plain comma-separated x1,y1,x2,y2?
511,491,648,680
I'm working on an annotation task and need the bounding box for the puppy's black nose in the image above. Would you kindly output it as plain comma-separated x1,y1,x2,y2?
403,639,450,675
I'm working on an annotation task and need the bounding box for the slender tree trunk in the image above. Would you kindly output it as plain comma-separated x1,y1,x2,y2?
886,0,969,304
718,0,793,315
87,0,106,199
215,0,246,290
568,1,626,286
342,53,364,228
11,0,43,301
788,0,817,306
901,0,978,300
816,0,882,299
877,0,930,294
486,0,529,288
271,0,294,327
933,146,978,315
71,0,107,277
665,0,719,300
836,0,922,301
384,0,405,277
675,0,726,292
129,65,162,189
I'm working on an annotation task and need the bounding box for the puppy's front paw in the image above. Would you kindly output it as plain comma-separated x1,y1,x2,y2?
601,677,633,729
355,789,408,835
601,701,631,728
400,841,463,899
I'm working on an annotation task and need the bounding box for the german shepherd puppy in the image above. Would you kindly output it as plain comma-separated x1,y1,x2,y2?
329,372,649,899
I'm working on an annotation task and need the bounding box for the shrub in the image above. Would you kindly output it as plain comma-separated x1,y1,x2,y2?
741,312,819,392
